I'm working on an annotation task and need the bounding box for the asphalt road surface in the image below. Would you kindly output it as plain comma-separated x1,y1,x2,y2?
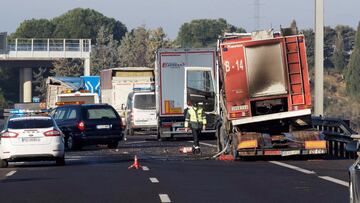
0,134,353,203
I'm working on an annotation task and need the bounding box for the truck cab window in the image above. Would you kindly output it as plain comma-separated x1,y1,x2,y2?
187,70,215,112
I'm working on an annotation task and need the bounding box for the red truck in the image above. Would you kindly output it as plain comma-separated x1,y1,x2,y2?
216,29,327,158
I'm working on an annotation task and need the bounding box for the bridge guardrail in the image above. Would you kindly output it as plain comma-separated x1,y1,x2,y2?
312,116,358,159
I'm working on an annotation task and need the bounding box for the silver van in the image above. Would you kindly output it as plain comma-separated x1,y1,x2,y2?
125,91,157,136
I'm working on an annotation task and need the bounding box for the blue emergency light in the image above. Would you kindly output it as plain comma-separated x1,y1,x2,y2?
9,109,49,115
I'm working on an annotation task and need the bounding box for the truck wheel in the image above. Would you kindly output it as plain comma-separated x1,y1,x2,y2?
108,141,119,149
230,133,239,159
0,159,8,168
157,128,161,140
55,157,65,166
129,128,134,136
217,125,227,152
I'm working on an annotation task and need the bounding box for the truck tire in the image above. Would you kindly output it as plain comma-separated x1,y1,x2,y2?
55,156,65,166
129,128,134,136
217,125,227,152
108,141,119,149
157,127,161,140
230,133,239,159
0,159,8,168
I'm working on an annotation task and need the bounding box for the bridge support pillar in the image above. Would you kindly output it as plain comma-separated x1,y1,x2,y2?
19,68,24,102
19,67,32,102
84,58,90,76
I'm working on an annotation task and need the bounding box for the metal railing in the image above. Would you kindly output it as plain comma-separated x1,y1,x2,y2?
6,38,91,53
312,116,358,159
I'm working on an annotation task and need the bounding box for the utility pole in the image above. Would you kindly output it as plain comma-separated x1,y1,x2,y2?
314,0,324,116
254,0,261,30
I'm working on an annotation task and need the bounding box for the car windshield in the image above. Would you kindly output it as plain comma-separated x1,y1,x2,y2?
134,94,155,110
8,118,54,129
84,107,118,120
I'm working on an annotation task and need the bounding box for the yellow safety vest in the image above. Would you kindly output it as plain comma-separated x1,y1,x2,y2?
184,106,207,128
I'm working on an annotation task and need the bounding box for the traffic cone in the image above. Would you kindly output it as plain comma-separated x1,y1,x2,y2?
128,155,141,169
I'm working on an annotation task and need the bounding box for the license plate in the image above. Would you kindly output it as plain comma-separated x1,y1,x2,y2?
176,128,187,132
96,125,111,129
309,149,327,154
21,137,40,142
281,150,301,156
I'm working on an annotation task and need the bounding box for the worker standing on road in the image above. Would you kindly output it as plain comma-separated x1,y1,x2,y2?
184,102,207,154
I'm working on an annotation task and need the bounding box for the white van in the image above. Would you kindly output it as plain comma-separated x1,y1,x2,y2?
125,91,157,136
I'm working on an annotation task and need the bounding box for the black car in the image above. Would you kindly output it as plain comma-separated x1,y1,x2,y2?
52,104,123,150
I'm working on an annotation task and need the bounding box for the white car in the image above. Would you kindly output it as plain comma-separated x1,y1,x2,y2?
0,114,65,167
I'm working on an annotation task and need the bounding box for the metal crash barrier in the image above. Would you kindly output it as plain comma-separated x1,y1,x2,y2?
312,116,359,159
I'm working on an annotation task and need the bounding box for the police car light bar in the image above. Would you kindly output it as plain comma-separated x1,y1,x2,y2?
9,109,49,115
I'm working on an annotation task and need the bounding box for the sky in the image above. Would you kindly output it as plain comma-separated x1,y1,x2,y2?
1,0,360,39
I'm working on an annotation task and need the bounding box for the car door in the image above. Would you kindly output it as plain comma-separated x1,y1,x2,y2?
53,107,69,132
61,106,80,133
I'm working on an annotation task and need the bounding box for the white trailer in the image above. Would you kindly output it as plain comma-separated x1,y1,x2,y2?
155,48,219,140
100,67,154,125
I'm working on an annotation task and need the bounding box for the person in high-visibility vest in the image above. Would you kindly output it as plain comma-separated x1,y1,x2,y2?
184,102,207,154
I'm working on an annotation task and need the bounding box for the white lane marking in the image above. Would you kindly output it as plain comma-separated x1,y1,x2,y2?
188,141,217,148
159,194,171,203
269,161,315,174
6,171,16,177
270,161,349,188
319,176,349,188
150,177,159,183
142,166,150,171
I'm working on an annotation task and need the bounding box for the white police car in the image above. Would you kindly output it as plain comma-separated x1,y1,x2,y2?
0,110,65,167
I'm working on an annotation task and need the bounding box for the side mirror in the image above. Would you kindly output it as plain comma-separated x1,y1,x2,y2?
346,140,360,152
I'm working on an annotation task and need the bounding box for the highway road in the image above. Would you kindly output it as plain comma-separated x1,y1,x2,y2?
0,134,353,203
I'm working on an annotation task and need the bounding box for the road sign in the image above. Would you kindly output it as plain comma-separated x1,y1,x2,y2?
0,32,7,54
81,76,100,96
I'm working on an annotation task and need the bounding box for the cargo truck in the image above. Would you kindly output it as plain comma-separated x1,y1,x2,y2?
155,48,219,140
100,67,154,131
216,29,327,158
46,77,99,109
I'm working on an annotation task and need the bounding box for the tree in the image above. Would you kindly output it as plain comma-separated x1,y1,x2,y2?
176,18,246,48
11,8,127,43
52,8,127,42
0,66,19,104
118,26,149,67
302,29,315,69
331,30,347,71
51,59,83,77
335,25,356,66
11,19,55,38
324,26,337,68
91,26,119,75
32,67,48,100
346,22,360,99
146,27,173,68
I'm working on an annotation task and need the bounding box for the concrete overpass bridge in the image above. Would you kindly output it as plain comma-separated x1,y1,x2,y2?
0,37,91,102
